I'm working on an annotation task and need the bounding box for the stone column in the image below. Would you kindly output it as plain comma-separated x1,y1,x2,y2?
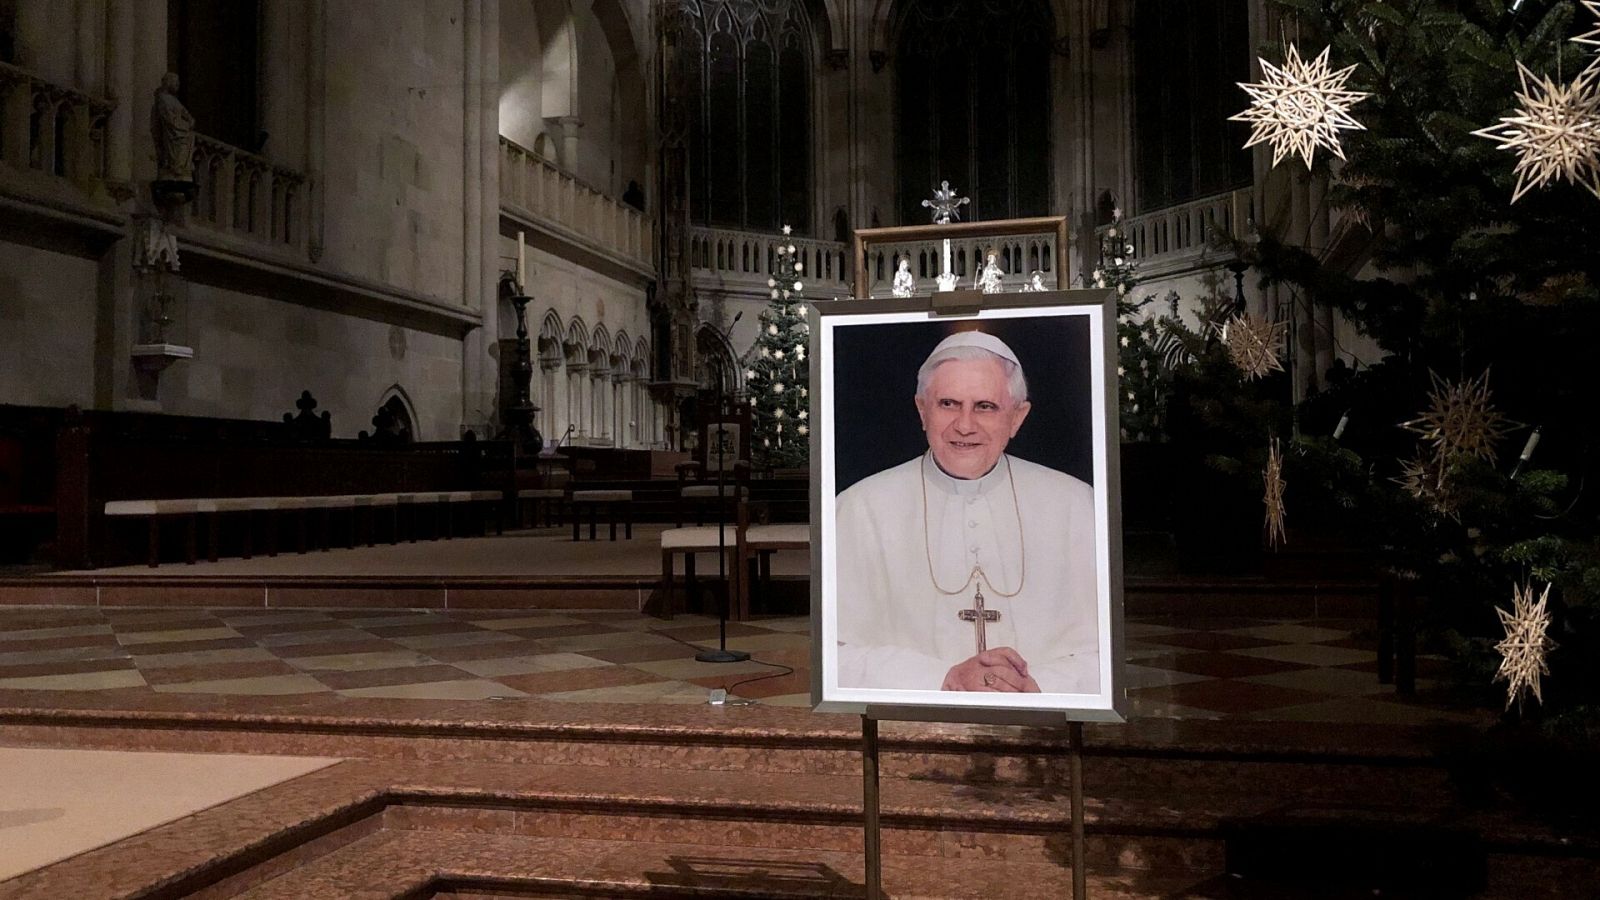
1289,171,1314,405
76,0,102,95
555,115,582,171
305,0,326,259
131,0,167,185
461,0,484,432
103,0,133,184
478,0,501,433
1309,170,1334,388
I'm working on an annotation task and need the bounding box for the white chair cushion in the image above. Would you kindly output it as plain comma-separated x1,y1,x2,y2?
680,485,748,499
104,500,160,516
660,525,737,549
572,490,632,502
747,523,811,546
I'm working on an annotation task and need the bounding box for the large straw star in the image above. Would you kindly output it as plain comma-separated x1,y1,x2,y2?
1471,62,1600,202
1231,44,1370,169
1495,582,1557,713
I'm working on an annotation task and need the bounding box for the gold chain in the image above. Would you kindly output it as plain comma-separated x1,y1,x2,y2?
920,451,1027,598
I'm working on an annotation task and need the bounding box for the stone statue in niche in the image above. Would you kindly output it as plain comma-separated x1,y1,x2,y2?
975,249,1004,294
891,256,916,298
1020,270,1047,292
150,72,196,185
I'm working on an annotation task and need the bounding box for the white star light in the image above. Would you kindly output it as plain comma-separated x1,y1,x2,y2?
1231,44,1370,168
1494,582,1558,712
1471,63,1600,202
921,180,970,224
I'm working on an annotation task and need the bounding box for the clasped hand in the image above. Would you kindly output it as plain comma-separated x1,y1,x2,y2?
941,647,1040,692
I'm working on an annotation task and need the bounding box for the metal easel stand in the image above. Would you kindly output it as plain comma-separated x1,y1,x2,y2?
860,712,1089,900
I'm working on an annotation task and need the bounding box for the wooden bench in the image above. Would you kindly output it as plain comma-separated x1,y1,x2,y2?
570,489,633,541
658,525,739,619
735,501,811,619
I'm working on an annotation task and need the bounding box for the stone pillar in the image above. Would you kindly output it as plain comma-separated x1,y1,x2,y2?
130,0,167,186
305,0,325,259
103,0,132,184
478,0,501,433
461,0,484,432
555,115,582,171
75,0,101,95
1289,171,1314,405
13,0,47,73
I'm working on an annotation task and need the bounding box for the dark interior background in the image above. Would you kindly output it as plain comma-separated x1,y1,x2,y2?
831,314,1094,494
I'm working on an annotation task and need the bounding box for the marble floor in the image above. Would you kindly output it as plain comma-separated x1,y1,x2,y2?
0,606,1485,725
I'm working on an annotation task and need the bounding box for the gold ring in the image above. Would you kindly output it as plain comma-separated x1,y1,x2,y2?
982,673,996,687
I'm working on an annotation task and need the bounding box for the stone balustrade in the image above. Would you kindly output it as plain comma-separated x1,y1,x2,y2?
499,136,652,271
863,233,1064,296
190,135,306,248
0,60,112,185
1111,187,1253,267
690,226,849,292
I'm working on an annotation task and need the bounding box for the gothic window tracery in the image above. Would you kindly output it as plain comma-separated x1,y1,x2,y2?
684,0,814,235
894,0,1053,225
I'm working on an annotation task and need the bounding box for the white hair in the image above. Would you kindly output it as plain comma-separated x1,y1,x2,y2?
915,346,1029,406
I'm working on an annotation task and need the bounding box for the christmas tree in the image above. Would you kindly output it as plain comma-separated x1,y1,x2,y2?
744,226,810,469
1234,0,1600,725
1089,211,1168,442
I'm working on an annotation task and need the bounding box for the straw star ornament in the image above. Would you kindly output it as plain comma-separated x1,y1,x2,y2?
1221,313,1286,380
1231,43,1370,168
1471,63,1600,202
1495,582,1557,713
1576,1,1600,54
1401,370,1515,465
1263,438,1287,549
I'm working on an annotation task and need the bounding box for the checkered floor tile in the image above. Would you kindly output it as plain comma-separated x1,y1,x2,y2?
0,608,1485,724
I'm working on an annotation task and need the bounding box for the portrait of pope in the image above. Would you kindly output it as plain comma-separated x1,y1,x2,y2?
833,328,1101,696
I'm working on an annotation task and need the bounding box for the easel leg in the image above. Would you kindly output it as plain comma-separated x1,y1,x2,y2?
1069,721,1086,900
862,715,882,900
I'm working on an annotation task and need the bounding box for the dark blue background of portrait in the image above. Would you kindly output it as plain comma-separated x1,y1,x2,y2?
830,314,1094,494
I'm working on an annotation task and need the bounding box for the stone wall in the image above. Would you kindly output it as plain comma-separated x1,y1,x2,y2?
0,242,98,408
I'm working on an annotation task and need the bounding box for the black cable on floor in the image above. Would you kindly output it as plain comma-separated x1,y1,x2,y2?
647,625,797,705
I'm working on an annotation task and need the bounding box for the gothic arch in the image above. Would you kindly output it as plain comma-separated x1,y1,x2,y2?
531,0,578,118
870,0,1069,63
377,384,420,437
564,315,590,360
694,324,740,393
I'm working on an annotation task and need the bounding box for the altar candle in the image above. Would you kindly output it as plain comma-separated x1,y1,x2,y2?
517,231,527,289
1519,427,1541,463
942,238,952,275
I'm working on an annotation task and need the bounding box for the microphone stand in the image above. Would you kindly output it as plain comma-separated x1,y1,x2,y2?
697,315,749,663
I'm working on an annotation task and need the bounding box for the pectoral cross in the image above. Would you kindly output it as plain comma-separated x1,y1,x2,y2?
957,585,1000,656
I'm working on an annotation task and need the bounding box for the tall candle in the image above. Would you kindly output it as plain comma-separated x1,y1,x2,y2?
1519,427,1541,462
517,231,527,290
942,238,952,276
1332,410,1349,440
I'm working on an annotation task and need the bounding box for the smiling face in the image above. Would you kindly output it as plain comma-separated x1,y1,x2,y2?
914,357,1032,479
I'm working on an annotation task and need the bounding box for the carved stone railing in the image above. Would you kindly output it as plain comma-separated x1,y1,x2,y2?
1112,187,1253,268
0,60,112,185
862,234,1063,296
191,135,306,248
499,136,652,271
690,226,849,293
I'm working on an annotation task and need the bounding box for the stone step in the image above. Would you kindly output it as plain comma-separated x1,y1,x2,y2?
225,828,1208,899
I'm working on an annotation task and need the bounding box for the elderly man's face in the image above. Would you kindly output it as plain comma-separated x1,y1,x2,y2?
915,358,1031,479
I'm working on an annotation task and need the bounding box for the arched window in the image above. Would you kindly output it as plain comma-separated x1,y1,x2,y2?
686,0,814,234
894,0,1053,225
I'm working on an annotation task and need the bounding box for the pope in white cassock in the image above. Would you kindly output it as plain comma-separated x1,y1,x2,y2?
835,331,1099,695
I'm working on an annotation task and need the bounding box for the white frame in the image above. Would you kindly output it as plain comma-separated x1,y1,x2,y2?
809,291,1126,722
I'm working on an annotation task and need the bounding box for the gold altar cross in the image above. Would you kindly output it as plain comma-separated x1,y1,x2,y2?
957,586,1000,655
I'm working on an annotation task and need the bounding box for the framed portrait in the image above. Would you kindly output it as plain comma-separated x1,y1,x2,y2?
809,290,1125,721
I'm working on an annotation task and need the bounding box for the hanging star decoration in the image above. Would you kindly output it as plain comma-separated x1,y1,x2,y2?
1494,582,1557,713
1576,1,1600,55
922,180,971,224
1230,43,1371,168
1263,438,1287,549
1221,313,1286,380
1401,370,1516,465
1392,453,1455,516
1470,62,1600,202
